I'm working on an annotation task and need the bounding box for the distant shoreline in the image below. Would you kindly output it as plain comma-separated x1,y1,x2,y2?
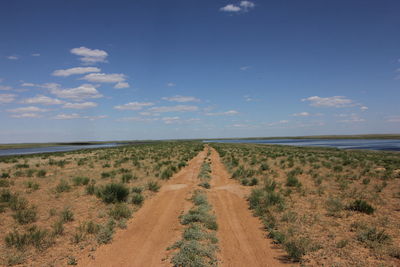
1,134,399,150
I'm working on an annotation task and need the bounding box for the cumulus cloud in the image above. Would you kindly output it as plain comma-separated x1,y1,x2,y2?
22,95,64,105
114,102,154,110
118,117,159,122
0,85,12,91
63,102,98,109
240,66,251,71
302,96,356,108
7,55,19,60
220,4,241,12
70,47,108,64
220,1,255,12
162,95,200,103
240,1,255,8
82,73,126,83
292,112,311,117
53,113,107,120
0,94,16,104
52,67,101,77
31,53,40,57
386,116,400,123
21,83,36,87
166,82,176,87
11,113,42,119
114,82,130,89
205,110,239,116
149,105,199,113
267,120,289,127
49,84,103,101
337,113,365,123
161,117,200,124
360,106,368,111
7,106,48,113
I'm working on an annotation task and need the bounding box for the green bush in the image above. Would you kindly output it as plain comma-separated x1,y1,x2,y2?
72,176,90,186
60,207,74,223
96,183,129,203
286,175,301,187
147,181,160,192
96,220,115,244
109,203,132,220
55,179,71,193
284,237,310,262
5,226,50,250
36,169,46,177
131,193,144,205
347,200,374,214
13,206,37,224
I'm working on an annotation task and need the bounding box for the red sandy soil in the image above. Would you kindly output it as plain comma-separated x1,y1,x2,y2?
77,148,292,266
208,148,292,267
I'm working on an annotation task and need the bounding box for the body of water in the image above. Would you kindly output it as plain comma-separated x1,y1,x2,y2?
205,139,400,152
0,143,122,156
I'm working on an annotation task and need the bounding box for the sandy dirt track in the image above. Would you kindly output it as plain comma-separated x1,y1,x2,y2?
77,147,291,267
77,150,207,267
208,148,291,267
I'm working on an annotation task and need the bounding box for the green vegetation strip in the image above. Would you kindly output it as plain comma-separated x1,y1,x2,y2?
169,190,218,267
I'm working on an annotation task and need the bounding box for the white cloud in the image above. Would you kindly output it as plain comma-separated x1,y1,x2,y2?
118,117,159,122
63,102,98,109
114,82,130,89
162,95,200,103
49,84,103,101
52,67,101,77
231,123,250,128
114,102,154,110
149,105,199,113
240,66,251,71
205,110,239,116
7,55,19,60
337,113,365,123
31,53,40,57
70,47,108,64
162,116,181,124
53,113,107,120
360,106,368,111
220,4,241,12
7,106,48,113
292,112,311,117
302,96,355,108
267,120,289,126
0,85,12,91
166,82,176,87
139,111,160,116
22,95,64,105
21,83,36,87
82,73,126,83
53,113,82,120
11,113,42,119
386,116,400,123
0,94,16,104
240,1,255,8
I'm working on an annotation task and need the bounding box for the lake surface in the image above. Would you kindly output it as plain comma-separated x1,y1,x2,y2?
205,139,400,152
0,143,122,156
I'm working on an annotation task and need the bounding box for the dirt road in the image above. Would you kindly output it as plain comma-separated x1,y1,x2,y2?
208,148,290,267
77,147,290,267
77,150,206,267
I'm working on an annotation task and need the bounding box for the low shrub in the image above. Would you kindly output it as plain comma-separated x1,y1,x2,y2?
13,206,37,224
131,193,144,205
347,200,374,215
96,183,129,203
60,207,74,223
147,181,160,192
55,179,71,193
109,203,132,220
72,176,90,186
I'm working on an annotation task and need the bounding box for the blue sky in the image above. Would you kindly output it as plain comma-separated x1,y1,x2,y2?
1,0,399,143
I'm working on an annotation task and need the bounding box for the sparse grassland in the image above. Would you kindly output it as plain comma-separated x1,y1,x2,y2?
0,142,203,266
210,142,400,266
169,190,218,267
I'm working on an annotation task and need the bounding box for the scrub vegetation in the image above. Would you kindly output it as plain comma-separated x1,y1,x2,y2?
0,142,203,266
210,142,400,266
